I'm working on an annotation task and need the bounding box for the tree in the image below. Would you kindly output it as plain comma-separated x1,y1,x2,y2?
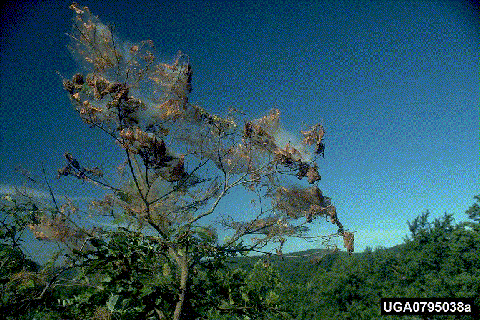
0,191,67,320
23,3,351,319
0,195,40,316
465,195,480,223
396,198,480,316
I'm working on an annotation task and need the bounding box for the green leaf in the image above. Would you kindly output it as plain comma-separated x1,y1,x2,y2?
23,279,35,289
107,294,119,312
162,263,171,277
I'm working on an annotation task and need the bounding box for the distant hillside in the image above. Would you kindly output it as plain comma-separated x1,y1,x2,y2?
227,243,408,284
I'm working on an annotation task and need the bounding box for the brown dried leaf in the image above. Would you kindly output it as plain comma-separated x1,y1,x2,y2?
327,205,337,224
343,232,354,255
273,143,301,165
306,164,321,184
297,163,309,180
166,155,186,182
301,124,325,146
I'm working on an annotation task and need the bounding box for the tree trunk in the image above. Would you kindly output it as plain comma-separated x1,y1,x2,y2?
171,247,188,320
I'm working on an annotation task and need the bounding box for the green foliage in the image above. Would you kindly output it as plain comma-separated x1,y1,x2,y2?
46,227,291,319
465,195,480,222
59,229,176,319
197,260,293,320
1,196,39,248
0,197,45,319
3,194,480,319
264,195,480,320
52,192,480,319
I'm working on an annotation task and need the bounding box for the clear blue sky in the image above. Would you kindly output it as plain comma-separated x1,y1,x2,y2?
1,0,479,259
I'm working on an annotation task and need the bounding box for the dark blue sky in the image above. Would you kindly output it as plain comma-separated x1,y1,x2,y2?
1,0,479,256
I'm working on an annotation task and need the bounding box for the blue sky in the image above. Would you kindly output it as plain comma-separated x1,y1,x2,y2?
1,0,479,259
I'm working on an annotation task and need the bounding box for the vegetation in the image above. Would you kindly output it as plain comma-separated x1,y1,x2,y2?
0,3,478,320
2,193,479,319
280,199,480,320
